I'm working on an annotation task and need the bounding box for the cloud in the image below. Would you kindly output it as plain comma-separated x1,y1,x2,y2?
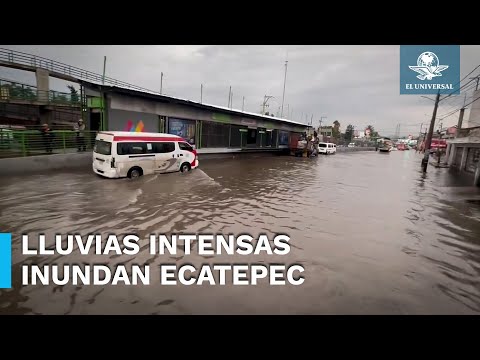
1,45,479,136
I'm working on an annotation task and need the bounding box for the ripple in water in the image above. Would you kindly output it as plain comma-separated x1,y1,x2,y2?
1,153,480,314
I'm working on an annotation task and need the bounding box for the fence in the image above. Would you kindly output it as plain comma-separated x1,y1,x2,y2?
0,78,81,106
0,129,98,158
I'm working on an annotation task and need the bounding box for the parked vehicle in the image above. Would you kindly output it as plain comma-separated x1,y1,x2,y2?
92,131,198,179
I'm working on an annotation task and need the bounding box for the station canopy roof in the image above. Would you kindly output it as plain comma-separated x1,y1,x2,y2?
81,79,309,128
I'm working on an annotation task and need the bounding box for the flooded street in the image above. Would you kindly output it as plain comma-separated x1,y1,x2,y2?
1,151,480,314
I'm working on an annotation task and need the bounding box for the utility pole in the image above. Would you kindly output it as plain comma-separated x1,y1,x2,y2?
242,96,245,112
281,60,288,118
102,56,106,85
262,95,274,115
437,122,443,166
454,93,467,138
160,72,163,94
200,84,203,103
422,91,440,173
456,108,465,138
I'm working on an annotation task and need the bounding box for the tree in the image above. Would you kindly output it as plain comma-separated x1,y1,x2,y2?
365,125,375,138
345,124,354,143
332,120,341,140
2,83,36,100
67,85,79,102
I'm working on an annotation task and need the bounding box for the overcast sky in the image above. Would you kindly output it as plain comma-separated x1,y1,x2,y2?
1,45,479,136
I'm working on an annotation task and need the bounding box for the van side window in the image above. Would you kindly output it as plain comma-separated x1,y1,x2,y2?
117,142,148,155
152,142,175,153
178,142,193,151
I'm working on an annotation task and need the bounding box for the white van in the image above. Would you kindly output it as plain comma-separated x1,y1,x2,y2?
318,142,336,155
92,131,199,179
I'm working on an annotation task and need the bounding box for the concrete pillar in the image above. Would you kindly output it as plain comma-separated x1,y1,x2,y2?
460,146,469,171
445,143,451,164
456,108,465,136
35,68,50,103
447,144,456,166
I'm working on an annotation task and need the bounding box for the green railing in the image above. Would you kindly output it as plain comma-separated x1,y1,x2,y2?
0,129,98,158
0,79,81,106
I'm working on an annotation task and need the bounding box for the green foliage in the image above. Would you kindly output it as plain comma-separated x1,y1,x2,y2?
1,83,36,100
67,85,79,102
332,121,341,139
344,124,354,143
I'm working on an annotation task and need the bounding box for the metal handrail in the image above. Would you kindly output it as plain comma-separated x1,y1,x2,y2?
0,129,98,158
0,47,160,94
0,89,81,105
0,78,81,105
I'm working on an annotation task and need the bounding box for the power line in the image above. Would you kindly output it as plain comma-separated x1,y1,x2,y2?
439,64,480,100
438,92,480,121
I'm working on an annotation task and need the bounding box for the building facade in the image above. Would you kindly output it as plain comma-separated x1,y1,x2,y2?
82,82,308,153
445,126,480,186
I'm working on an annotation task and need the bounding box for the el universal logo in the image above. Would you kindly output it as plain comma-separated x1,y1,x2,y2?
400,45,460,95
409,52,449,81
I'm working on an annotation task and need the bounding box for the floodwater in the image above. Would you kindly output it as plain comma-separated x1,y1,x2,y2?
1,150,480,315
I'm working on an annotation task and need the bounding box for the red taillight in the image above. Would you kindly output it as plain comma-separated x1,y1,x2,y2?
191,150,197,165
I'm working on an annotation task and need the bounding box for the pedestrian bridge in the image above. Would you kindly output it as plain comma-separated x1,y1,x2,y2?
0,47,156,93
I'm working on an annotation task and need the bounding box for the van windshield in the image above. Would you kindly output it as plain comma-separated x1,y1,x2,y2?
319,143,327,148
94,140,111,155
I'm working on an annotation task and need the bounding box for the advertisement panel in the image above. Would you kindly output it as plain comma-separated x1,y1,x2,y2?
279,131,289,146
168,118,196,145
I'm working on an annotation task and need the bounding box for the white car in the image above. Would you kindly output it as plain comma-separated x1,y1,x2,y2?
318,142,336,155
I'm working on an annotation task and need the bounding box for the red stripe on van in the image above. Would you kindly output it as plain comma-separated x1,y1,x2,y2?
113,136,183,142
191,149,197,166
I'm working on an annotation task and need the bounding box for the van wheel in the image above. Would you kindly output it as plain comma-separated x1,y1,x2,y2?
128,167,143,179
180,162,191,173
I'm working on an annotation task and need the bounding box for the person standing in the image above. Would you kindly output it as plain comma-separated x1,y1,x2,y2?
74,119,86,152
40,123,54,154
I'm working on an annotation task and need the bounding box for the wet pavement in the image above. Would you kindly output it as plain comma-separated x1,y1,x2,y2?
1,150,480,314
